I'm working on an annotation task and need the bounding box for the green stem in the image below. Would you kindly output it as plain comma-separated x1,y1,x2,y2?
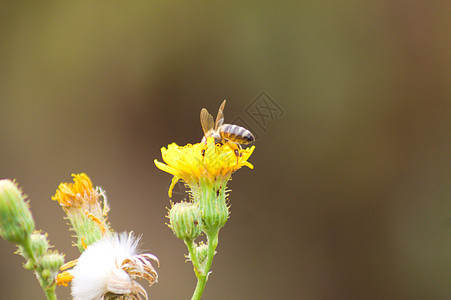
22,237,36,265
191,276,207,300
21,237,58,300
190,230,219,300
43,285,57,300
204,231,218,275
184,239,201,277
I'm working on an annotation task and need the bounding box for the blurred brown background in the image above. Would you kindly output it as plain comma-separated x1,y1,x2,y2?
0,1,449,299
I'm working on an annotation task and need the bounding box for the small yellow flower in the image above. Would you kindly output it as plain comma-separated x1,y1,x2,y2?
52,173,97,208
154,137,255,197
52,173,110,252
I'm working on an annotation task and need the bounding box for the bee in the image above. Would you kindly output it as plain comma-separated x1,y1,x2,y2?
200,100,255,157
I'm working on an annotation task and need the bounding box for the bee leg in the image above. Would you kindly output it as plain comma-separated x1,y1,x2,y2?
201,137,208,158
225,140,241,161
236,144,243,158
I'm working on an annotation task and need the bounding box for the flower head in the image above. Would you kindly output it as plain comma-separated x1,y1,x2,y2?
154,138,255,197
52,173,97,208
52,173,110,252
61,232,158,300
155,138,255,232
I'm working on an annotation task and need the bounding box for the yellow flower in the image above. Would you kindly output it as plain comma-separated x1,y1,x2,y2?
52,173,110,252
52,173,97,208
154,138,255,197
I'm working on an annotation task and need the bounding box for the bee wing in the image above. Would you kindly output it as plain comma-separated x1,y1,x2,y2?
214,99,226,130
200,108,215,136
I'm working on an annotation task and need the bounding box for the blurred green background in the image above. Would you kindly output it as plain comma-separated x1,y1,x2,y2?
0,1,449,299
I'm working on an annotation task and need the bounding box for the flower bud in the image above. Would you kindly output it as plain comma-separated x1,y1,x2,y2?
0,180,35,245
195,243,209,267
168,202,202,241
39,252,65,274
38,252,65,286
30,232,50,257
197,188,229,233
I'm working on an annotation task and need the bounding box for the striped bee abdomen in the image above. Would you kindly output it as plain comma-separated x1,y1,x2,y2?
219,124,255,144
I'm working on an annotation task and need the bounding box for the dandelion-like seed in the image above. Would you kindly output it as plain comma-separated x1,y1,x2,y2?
62,232,158,300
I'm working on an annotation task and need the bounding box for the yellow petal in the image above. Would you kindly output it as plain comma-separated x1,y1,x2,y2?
168,176,181,198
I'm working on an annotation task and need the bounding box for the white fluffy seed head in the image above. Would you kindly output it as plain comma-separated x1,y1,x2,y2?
70,232,158,300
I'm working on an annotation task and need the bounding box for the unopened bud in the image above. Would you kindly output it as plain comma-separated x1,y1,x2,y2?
169,202,202,241
0,180,35,245
30,232,50,257
198,190,229,232
195,243,209,267
39,252,65,274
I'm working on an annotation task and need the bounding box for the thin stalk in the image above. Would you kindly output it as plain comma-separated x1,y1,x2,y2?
21,237,58,300
191,275,207,300
22,237,36,265
43,285,57,300
184,239,201,276
190,230,219,300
